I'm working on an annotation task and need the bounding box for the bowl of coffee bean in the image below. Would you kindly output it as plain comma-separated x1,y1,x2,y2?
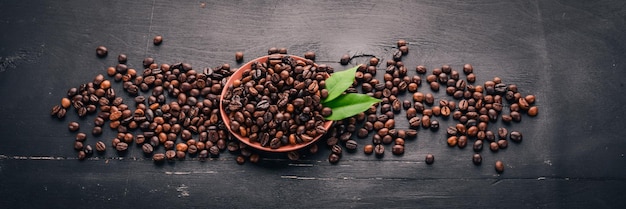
220,54,333,152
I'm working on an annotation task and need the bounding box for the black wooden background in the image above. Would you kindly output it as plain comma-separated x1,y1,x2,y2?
1,0,625,208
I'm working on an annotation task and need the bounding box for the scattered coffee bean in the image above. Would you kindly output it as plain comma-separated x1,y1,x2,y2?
235,51,244,62
495,160,504,173
96,46,108,57
472,153,482,165
510,131,523,142
328,153,340,163
425,154,434,165
153,35,163,45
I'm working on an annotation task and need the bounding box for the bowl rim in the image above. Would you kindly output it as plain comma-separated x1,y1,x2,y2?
219,54,333,153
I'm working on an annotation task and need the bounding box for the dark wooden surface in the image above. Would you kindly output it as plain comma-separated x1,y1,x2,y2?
1,0,625,208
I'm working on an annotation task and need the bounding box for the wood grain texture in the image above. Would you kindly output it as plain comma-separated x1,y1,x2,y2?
0,0,625,208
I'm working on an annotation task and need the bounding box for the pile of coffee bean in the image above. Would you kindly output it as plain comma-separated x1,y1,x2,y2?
51,38,537,172
329,39,538,173
221,54,332,149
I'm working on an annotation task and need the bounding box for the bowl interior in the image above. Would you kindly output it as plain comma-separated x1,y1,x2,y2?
219,55,333,152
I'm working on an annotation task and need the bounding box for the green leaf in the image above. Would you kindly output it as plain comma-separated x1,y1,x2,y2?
323,93,381,120
322,65,359,103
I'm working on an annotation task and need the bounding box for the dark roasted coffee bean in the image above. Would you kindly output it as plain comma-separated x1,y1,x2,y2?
74,141,84,151
391,145,404,155
166,150,177,160
374,144,385,156
497,139,508,149
472,153,482,165
345,140,358,151
287,151,300,161
116,142,128,152
498,127,508,139
68,122,80,132
425,154,434,165
331,144,343,155
75,132,87,142
340,54,350,65
153,153,165,162
473,139,483,152
92,126,102,136
328,153,340,163
96,46,108,57
142,143,154,154
95,141,106,152
457,136,468,148
510,131,522,142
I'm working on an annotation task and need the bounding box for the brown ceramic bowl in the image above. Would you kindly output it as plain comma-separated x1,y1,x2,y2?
219,55,333,152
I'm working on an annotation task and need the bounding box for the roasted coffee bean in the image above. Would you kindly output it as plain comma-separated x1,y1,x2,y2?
345,140,358,151
472,153,482,165
391,145,404,155
77,151,86,160
489,142,499,152
340,54,350,65
528,106,538,117
68,122,80,132
142,143,154,154
374,144,385,156
495,160,504,173
115,142,128,152
447,136,458,147
497,139,508,149
286,151,300,161
363,144,374,154
328,153,340,163
457,136,468,148
95,141,106,152
473,139,483,152
92,126,102,136
74,141,84,151
96,46,108,57
75,132,87,142
447,126,458,136
152,153,165,162
425,154,435,165
166,150,177,160
153,35,163,45
511,111,522,122
510,131,523,142
430,120,439,130
498,127,508,139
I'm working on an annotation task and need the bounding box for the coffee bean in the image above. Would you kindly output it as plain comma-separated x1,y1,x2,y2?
142,143,154,154
473,140,483,152
374,144,385,156
472,153,482,165
96,46,108,57
74,141,84,151
497,139,508,149
153,35,163,45
92,127,102,136
510,131,523,142
328,153,340,163
287,151,300,161
457,136,468,148
153,153,165,162
495,160,504,173
75,132,87,142
116,142,128,152
345,140,358,151
331,144,343,155
340,54,350,65
391,145,404,155
96,141,106,152
447,136,458,147
498,127,508,139
489,142,499,152
528,106,538,117
363,144,374,154
166,150,177,160
425,154,435,165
